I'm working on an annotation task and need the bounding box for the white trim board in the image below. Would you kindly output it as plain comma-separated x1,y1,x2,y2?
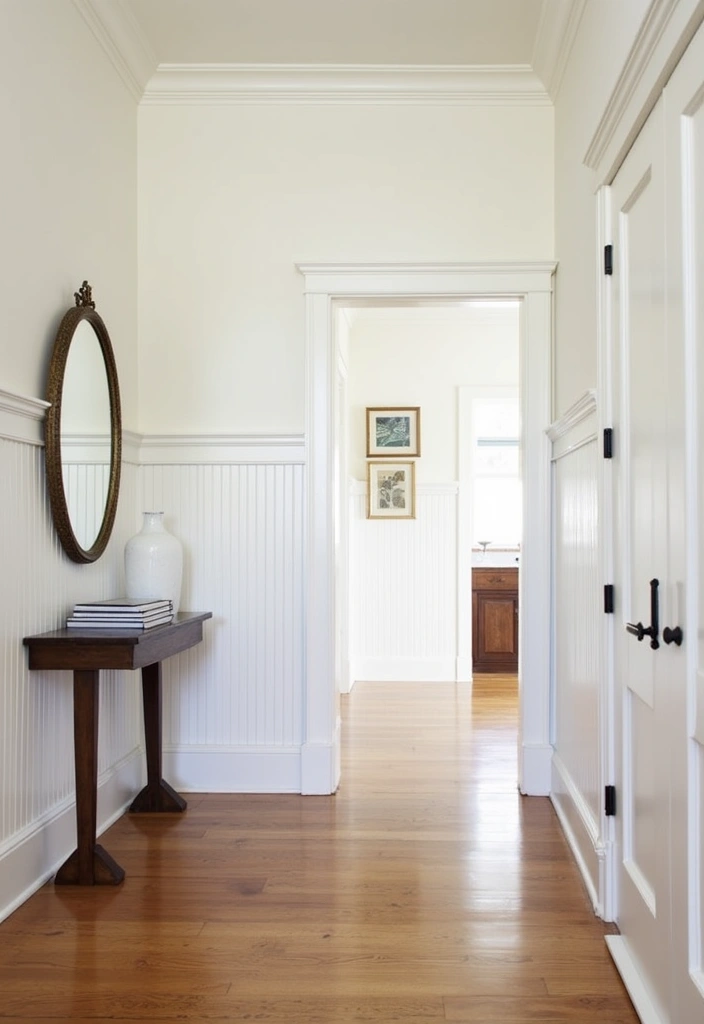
72,0,157,100
138,434,305,464
0,388,50,446
299,261,556,796
584,0,704,185
0,747,142,924
142,64,551,106
532,0,588,101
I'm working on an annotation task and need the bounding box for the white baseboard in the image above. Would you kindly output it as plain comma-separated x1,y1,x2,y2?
340,661,355,694
606,936,665,1024
0,747,143,924
551,753,604,917
301,717,341,795
519,742,553,795
456,656,473,683
355,657,456,682
163,746,302,793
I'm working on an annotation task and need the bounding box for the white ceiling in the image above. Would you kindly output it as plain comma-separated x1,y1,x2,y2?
123,0,548,68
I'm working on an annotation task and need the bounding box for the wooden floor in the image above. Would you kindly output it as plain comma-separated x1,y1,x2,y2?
0,677,638,1023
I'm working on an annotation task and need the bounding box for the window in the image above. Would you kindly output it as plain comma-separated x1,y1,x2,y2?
472,399,521,548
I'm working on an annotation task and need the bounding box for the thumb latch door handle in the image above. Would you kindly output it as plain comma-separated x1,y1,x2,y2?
626,578,659,650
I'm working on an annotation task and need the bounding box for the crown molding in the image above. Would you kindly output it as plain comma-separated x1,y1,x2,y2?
546,389,596,443
141,63,552,106
72,0,158,101
532,0,588,101
584,0,704,183
0,388,50,447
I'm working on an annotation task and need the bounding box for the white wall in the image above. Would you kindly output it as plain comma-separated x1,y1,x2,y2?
347,307,519,481
553,0,650,416
0,1,140,921
138,102,553,434
347,306,518,682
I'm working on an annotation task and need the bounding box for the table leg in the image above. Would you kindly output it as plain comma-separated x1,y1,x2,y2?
129,661,187,813
55,670,125,885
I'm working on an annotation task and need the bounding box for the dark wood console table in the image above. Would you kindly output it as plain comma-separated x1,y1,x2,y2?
23,611,212,886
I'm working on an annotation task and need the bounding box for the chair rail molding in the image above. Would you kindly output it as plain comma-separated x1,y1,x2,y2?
0,388,50,446
299,260,556,796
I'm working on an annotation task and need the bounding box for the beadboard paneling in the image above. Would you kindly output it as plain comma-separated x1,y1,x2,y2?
139,462,305,788
0,432,141,922
549,396,602,912
350,484,457,682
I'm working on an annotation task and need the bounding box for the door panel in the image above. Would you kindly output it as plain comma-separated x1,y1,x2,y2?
611,95,671,1023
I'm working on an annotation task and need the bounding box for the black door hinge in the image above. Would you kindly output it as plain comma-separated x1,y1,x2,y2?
604,585,614,614
603,428,613,459
604,244,613,275
605,785,616,816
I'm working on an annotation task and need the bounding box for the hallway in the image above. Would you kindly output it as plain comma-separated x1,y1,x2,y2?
0,678,637,1022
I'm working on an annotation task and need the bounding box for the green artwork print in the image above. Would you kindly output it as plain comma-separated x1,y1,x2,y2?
375,416,411,448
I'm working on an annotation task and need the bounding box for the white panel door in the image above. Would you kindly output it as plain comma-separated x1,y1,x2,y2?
665,20,704,1022
611,96,673,1023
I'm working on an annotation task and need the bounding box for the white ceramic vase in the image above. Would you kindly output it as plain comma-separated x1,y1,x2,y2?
124,512,183,614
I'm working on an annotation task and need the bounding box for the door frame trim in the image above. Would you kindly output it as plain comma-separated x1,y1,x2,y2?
298,262,556,795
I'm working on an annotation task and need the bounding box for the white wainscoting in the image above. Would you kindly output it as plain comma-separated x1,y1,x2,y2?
547,391,606,914
349,481,458,683
139,447,306,792
0,392,141,923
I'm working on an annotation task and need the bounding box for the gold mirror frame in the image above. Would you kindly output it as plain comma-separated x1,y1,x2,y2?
45,282,122,563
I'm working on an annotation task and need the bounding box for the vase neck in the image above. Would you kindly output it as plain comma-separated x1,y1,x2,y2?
142,512,165,531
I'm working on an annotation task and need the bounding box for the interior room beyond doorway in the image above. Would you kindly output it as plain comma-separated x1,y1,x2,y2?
339,300,520,691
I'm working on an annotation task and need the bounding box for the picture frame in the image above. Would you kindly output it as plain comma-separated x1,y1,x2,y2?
367,461,416,519
366,406,421,458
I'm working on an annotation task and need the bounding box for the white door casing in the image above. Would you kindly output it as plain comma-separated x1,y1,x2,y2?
665,22,704,1020
298,263,555,796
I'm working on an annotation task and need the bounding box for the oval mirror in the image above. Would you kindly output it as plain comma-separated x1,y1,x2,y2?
45,282,122,563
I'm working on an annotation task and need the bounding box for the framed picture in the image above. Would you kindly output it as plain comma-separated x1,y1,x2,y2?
366,406,420,458
367,461,416,519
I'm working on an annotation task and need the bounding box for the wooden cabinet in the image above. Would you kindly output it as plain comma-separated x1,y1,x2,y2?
472,567,518,673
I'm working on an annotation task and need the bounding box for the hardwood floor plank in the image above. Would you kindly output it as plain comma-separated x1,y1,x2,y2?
0,677,638,1022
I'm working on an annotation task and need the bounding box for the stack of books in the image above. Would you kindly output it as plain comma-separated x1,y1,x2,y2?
66,598,174,630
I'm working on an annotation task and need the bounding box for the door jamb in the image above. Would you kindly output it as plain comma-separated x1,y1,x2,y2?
298,262,556,795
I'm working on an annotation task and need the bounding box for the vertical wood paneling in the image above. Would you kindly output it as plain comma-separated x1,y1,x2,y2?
0,436,140,859
140,462,305,749
553,437,601,823
350,486,457,681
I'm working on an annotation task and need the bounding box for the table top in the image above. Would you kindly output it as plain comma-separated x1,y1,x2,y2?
23,612,212,672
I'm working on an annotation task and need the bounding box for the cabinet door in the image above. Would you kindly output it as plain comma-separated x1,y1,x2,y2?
473,589,518,673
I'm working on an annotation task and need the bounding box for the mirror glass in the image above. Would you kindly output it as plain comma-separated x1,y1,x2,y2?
45,283,122,563
59,321,112,551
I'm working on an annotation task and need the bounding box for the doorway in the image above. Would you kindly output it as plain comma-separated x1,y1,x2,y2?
340,302,520,688
297,262,555,797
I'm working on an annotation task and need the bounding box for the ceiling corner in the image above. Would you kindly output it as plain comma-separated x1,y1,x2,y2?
72,0,158,100
531,0,587,101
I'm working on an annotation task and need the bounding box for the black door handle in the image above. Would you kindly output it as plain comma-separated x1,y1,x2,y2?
663,626,683,646
626,578,659,650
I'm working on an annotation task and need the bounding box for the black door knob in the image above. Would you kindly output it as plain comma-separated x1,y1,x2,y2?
663,626,683,646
